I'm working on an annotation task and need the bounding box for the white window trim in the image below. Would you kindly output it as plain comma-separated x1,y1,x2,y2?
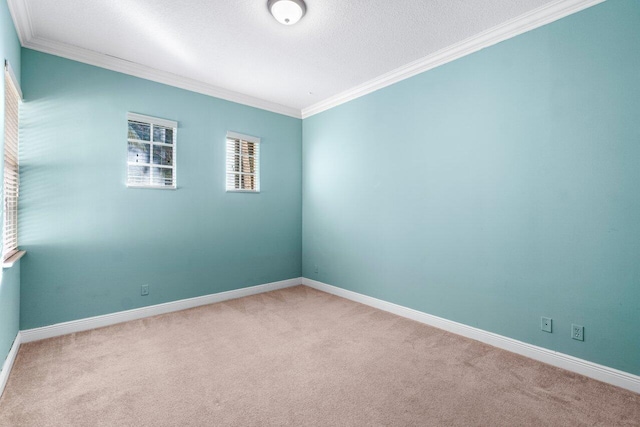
226,131,260,145
225,131,261,193
128,112,177,130
126,112,178,189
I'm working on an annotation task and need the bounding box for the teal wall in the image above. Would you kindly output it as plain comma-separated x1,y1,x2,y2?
20,50,302,329
302,0,640,375
0,0,22,367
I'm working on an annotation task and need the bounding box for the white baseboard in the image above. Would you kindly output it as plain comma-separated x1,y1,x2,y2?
12,276,639,395
0,332,22,398
21,277,302,343
302,277,640,394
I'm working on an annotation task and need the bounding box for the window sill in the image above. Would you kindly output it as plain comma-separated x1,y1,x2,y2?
3,250,26,268
127,185,177,190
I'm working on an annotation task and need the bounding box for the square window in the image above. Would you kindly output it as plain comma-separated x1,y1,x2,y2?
127,113,177,189
225,132,260,192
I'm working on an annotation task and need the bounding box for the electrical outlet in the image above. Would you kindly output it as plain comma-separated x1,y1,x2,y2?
141,284,149,296
541,317,552,333
314,265,318,274
571,324,584,341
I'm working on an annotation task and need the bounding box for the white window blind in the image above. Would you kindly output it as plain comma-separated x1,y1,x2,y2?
3,62,21,260
127,113,177,189
226,131,260,192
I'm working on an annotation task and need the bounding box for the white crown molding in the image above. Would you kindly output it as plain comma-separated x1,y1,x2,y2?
0,332,21,398
6,0,301,119
6,0,33,45
302,278,640,394
20,277,302,343
8,0,604,120
300,0,606,118
24,36,302,118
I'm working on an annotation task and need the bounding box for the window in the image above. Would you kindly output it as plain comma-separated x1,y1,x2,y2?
127,113,177,189
3,61,21,261
226,132,260,192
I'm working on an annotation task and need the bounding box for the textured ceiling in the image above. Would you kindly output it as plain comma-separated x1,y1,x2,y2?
23,0,557,112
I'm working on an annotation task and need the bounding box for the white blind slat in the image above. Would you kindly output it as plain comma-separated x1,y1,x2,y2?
4,67,20,259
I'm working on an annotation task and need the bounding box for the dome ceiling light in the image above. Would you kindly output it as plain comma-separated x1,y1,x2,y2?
268,0,307,26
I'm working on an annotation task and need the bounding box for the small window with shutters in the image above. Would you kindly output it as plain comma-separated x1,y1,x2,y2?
127,113,177,189
3,61,21,261
226,132,260,192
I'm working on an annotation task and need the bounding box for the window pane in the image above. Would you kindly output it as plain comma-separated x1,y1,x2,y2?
128,141,150,163
153,145,173,166
152,167,174,186
128,165,150,185
241,156,255,173
231,155,240,173
128,121,150,141
153,125,174,144
241,174,255,190
227,173,240,189
241,141,255,156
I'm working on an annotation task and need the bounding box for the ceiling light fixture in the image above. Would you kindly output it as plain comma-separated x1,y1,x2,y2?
268,0,306,26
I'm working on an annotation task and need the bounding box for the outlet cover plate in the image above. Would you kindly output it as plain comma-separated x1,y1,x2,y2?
541,317,552,333
571,324,584,341
141,284,149,296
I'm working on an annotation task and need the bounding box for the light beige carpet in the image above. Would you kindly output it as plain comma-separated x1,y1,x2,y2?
0,285,638,426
